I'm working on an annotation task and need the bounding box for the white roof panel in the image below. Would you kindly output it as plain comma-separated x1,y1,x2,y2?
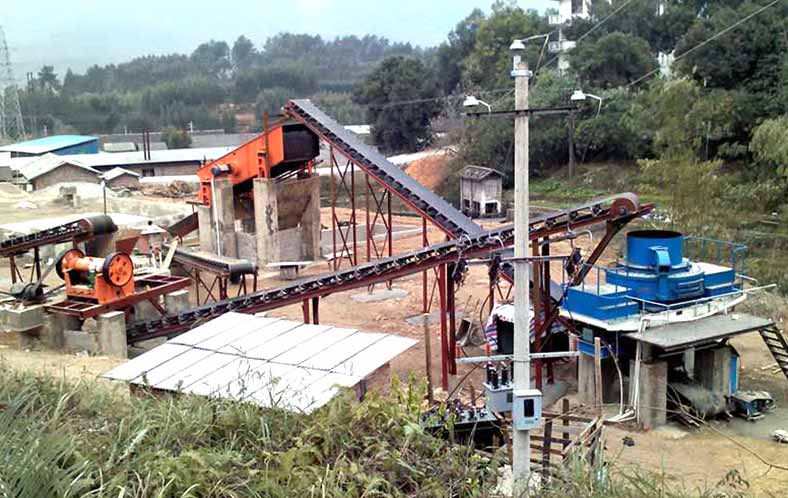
104,314,417,413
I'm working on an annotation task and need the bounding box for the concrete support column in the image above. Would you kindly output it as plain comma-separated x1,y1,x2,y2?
164,289,190,316
253,178,279,266
197,205,216,254
695,346,731,395
577,353,596,405
300,174,322,260
97,311,127,358
213,178,237,258
42,313,80,350
634,360,667,429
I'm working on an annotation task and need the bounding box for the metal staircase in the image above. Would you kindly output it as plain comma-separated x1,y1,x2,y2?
759,326,788,381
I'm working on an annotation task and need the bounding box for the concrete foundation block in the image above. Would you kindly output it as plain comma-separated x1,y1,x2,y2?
577,353,596,406
64,329,99,354
634,360,667,429
164,289,190,316
236,231,257,262
0,305,45,332
97,311,127,358
253,178,279,266
198,205,216,254
213,178,237,258
695,346,731,395
134,299,162,322
42,313,81,350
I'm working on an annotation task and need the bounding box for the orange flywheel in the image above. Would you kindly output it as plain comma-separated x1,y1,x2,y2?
102,252,134,287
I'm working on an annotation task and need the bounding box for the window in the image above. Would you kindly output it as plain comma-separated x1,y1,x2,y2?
485,202,498,215
463,199,471,208
571,0,583,14
142,168,155,177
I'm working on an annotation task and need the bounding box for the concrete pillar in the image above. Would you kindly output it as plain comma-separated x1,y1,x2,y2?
197,205,216,254
42,313,81,350
300,174,322,260
695,346,731,395
633,360,667,429
213,178,237,258
164,289,190,316
577,353,596,405
253,178,279,266
97,311,127,358
134,299,161,322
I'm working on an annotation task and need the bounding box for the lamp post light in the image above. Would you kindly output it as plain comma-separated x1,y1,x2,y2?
570,90,604,164
463,95,492,114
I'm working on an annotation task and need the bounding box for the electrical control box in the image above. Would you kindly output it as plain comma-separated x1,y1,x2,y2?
484,382,513,413
512,388,542,430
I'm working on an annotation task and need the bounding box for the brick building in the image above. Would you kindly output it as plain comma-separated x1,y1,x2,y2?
102,167,141,189
16,154,100,191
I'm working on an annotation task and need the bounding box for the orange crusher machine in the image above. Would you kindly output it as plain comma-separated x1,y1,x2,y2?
55,250,135,305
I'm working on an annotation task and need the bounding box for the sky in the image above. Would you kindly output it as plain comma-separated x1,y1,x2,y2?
4,0,552,79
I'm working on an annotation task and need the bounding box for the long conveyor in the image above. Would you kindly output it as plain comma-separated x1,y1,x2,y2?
127,193,651,343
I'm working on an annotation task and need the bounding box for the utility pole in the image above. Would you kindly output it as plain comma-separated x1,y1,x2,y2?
510,39,532,491
568,109,575,184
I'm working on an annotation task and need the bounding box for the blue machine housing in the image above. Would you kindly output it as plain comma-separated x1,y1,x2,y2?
563,230,740,322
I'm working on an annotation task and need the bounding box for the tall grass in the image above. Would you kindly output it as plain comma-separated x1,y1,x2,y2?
0,365,761,497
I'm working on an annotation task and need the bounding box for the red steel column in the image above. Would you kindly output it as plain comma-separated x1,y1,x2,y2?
302,299,310,324
365,176,372,262
422,217,428,313
532,242,543,390
330,147,337,270
350,163,357,266
438,263,449,390
447,263,457,376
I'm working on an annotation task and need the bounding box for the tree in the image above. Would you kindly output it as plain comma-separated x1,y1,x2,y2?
750,117,788,177
434,8,486,94
162,127,192,149
191,40,231,78
255,87,290,117
568,32,657,88
461,1,551,89
231,36,258,72
37,66,60,91
353,56,443,153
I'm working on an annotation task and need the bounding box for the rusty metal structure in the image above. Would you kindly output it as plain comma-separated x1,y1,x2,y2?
0,215,118,287
166,244,258,305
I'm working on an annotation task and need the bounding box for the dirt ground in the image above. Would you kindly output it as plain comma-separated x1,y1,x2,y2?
1,193,788,495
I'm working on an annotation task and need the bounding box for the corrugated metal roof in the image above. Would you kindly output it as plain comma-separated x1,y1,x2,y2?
460,165,504,181
8,147,233,172
0,135,97,155
102,167,141,181
19,153,100,181
103,312,416,413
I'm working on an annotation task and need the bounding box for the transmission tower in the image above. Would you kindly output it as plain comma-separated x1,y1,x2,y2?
0,26,26,142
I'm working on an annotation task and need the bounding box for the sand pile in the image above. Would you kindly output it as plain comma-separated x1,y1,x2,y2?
404,153,451,190
0,183,30,201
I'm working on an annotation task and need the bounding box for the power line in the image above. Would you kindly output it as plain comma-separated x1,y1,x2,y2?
626,0,782,88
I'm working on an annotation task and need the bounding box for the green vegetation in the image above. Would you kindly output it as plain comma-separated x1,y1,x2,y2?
0,365,762,497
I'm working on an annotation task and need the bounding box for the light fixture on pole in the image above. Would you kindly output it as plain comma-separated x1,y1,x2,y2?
463,95,492,114
570,90,603,117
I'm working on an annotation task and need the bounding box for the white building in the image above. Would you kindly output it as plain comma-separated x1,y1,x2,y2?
459,166,504,218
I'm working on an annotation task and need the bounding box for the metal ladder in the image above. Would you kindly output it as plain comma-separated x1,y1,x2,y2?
759,326,788,381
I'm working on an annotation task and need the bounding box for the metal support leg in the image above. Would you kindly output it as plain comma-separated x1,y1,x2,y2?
438,264,449,390
302,299,310,324
312,296,319,324
448,263,457,376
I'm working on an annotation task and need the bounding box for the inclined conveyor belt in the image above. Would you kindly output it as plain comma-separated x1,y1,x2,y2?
127,193,650,343
0,215,117,257
285,99,484,238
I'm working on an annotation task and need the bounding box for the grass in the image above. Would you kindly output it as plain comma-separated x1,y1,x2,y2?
0,365,766,498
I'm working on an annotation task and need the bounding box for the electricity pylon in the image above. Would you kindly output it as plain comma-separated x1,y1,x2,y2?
0,26,26,143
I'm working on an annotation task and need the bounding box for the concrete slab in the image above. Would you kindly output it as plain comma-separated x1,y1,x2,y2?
351,288,409,303
0,305,45,332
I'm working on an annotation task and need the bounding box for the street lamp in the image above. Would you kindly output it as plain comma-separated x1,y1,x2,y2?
570,89,603,117
463,95,491,114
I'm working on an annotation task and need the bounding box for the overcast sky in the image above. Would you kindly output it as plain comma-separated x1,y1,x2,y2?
4,0,551,78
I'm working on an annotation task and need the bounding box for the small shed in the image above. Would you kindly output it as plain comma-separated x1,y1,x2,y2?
102,167,141,189
459,165,504,217
17,153,100,191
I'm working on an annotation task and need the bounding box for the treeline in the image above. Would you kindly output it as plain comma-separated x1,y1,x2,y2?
19,33,424,136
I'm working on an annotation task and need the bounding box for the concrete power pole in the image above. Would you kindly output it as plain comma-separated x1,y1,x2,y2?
511,40,532,491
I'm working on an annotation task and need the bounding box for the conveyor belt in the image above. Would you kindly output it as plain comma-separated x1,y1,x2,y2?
285,99,483,237
166,212,199,239
166,245,257,278
0,215,117,257
128,193,651,343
